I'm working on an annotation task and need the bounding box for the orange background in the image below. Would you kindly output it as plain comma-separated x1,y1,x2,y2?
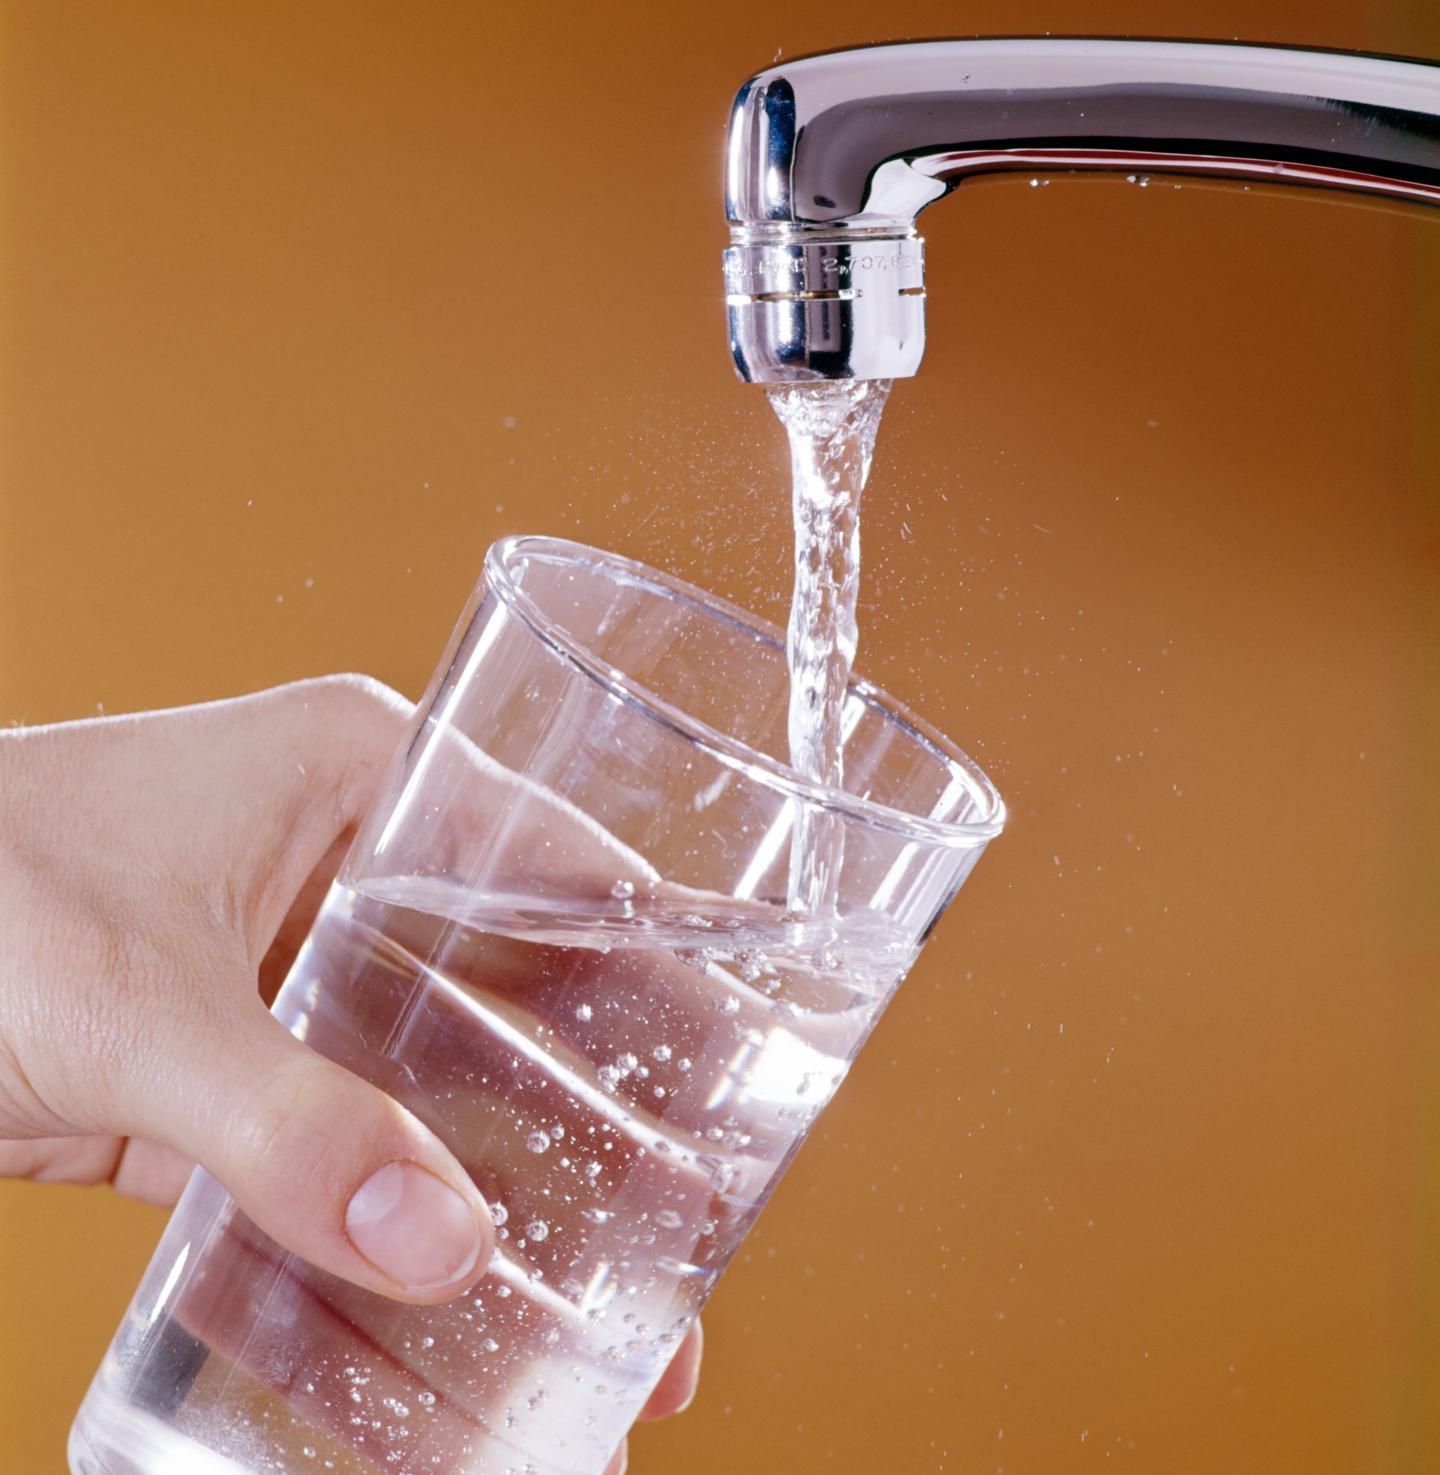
2,2,1438,1472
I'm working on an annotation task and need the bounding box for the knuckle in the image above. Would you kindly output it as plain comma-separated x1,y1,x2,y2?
13,919,175,1134
286,674,413,817
304,673,411,723
233,1051,392,1206
234,1060,327,1184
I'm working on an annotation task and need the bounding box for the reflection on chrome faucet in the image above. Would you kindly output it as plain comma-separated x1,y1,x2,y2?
722,38,1440,383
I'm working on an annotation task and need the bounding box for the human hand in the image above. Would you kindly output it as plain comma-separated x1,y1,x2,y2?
0,675,700,1465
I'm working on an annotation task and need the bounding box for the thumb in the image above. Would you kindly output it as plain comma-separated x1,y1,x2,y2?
145,995,494,1305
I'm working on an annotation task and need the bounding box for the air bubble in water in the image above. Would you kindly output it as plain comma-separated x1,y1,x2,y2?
526,1131,550,1154
575,1003,594,1022
490,1201,509,1227
709,1160,738,1193
656,1209,684,1229
652,1043,672,1062
611,879,636,900
526,1219,550,1242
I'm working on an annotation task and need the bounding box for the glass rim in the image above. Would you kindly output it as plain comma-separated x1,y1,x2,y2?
485,535,1005,850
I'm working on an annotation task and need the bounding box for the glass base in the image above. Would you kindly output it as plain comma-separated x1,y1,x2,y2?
70,1390,252,1475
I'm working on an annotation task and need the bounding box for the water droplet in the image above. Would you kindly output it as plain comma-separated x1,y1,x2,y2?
610,879,635,900
526,1219,550,1242
710,1160,738,1193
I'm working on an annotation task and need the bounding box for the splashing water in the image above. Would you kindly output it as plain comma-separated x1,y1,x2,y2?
768,378,893,917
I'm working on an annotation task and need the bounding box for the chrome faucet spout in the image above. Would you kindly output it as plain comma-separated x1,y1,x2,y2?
722,38,1440,383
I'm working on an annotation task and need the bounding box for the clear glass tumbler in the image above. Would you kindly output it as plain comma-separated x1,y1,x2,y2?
68,535,1005,1475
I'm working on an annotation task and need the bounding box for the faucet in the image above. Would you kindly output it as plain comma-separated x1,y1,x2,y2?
723,38,1440,383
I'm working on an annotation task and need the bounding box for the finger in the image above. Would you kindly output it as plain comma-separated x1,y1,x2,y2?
128,995,493,1304
366,879,852,1163
169,1216,487,1472
0,1132,192,1206
0,1134,124,1188
111,1137,196,1206
638,1320,703,1421
289,926,747,1294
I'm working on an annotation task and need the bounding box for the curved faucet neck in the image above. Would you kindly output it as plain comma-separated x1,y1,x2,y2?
723,38,1440,383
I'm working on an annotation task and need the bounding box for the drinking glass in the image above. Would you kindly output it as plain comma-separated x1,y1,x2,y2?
68,535,1004,1475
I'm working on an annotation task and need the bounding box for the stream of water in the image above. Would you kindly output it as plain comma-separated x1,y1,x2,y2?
768,378,893,917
